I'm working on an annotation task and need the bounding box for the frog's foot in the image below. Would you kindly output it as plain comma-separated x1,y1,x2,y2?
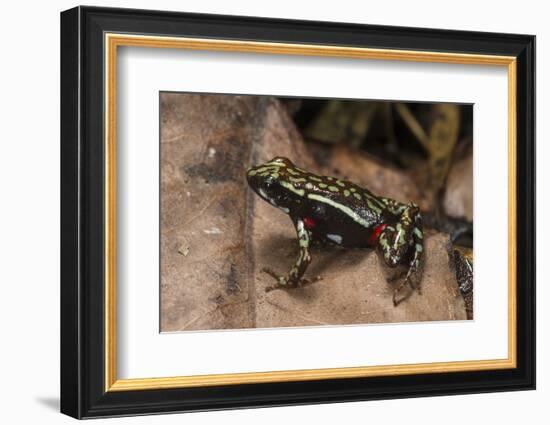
386,268,421,303
392,278,415,306
262,267,322,292
392,268,423,305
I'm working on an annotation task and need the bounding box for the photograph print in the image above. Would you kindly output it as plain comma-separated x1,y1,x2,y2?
159,93,474,332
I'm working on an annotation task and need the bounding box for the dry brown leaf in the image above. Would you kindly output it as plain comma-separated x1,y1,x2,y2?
160,93,467,332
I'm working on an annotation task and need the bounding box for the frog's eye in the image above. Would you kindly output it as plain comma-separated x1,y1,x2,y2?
264,175,275,188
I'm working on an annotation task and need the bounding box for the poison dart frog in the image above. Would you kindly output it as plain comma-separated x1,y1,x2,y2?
246,157,424,306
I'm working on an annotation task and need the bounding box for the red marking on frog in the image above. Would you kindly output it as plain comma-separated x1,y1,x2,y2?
368,223,387,246
303,217,316,230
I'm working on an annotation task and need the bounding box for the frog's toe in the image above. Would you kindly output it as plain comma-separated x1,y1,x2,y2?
300,275,323,286
391,277,418,306
261,266,280,279
262,267,322,292
261,267,287,287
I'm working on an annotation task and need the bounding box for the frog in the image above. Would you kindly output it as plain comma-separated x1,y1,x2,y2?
246,156,424,306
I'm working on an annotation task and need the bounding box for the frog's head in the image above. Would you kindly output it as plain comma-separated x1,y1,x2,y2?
246,157,303,213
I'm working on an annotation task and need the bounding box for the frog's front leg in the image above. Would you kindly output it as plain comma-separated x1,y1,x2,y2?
263,218,320,292
405,212,424,288
377,203,424,306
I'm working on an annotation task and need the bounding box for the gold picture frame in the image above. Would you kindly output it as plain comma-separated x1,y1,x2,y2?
104,33,517,392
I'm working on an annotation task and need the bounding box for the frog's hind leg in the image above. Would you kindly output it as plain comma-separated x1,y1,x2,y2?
377,203,424,306
263,218,321,292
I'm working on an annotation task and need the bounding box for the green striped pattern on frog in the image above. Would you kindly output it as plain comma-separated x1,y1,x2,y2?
246,157,424,306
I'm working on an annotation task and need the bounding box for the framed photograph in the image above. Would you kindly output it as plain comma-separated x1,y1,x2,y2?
60,6,535,419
